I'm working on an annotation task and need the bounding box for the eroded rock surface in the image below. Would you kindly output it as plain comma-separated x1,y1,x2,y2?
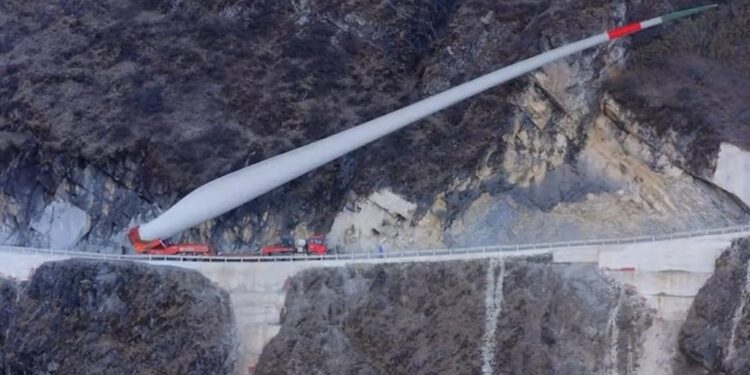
256,258,652,374
0,278,16,374
608,3,750,180
680,237,750,374
2,1,747,252
0,259,236,374
30,199,91,249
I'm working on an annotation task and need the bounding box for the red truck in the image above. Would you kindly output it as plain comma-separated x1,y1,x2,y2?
260,235,327,256
128,227,214,256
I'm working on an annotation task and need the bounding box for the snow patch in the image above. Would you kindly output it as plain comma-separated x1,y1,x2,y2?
713,143,750,207
606,287,623,374
481,258,506,375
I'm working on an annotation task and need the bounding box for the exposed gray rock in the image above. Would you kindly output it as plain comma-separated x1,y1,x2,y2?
0,278,17,374
680,237,750,374
30,199,91,249
1,259,236,374
608,3,750,179
0,1,747,252
256,258,652,374
0,153,152,252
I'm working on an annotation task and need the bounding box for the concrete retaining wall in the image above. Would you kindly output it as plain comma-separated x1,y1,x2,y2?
552,233,747,374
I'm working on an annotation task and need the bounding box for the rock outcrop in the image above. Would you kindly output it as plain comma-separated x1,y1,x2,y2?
30,199,91,249
607,3,750,181
327,189,444,252
680,237,750,374
256,258,652,374
0,259,236,374
0,278,16,373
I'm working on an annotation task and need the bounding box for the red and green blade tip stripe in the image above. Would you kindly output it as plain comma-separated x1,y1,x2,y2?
606,4,718,40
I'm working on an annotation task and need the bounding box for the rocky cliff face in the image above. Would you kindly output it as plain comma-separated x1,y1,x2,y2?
680,237,750,374
1,1,748,252
0,278,16,372
0,259,236,374
608,3,750,180
256,257,652,374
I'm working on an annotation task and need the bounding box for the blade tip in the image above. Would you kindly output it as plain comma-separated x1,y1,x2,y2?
693,3,719,12
664,4,719,22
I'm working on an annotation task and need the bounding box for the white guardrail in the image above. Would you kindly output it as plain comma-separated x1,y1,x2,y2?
1,224,749,264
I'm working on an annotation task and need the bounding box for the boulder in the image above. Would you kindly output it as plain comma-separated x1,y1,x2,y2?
30,200,91,249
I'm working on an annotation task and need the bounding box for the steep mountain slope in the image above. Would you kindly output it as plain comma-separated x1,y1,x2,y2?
0,259,236,374
0,0,747,252
680,237,750,374
0,278,15,373
256,258,652,374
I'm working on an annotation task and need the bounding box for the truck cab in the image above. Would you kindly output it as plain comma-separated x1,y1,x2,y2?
306,235,327,255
